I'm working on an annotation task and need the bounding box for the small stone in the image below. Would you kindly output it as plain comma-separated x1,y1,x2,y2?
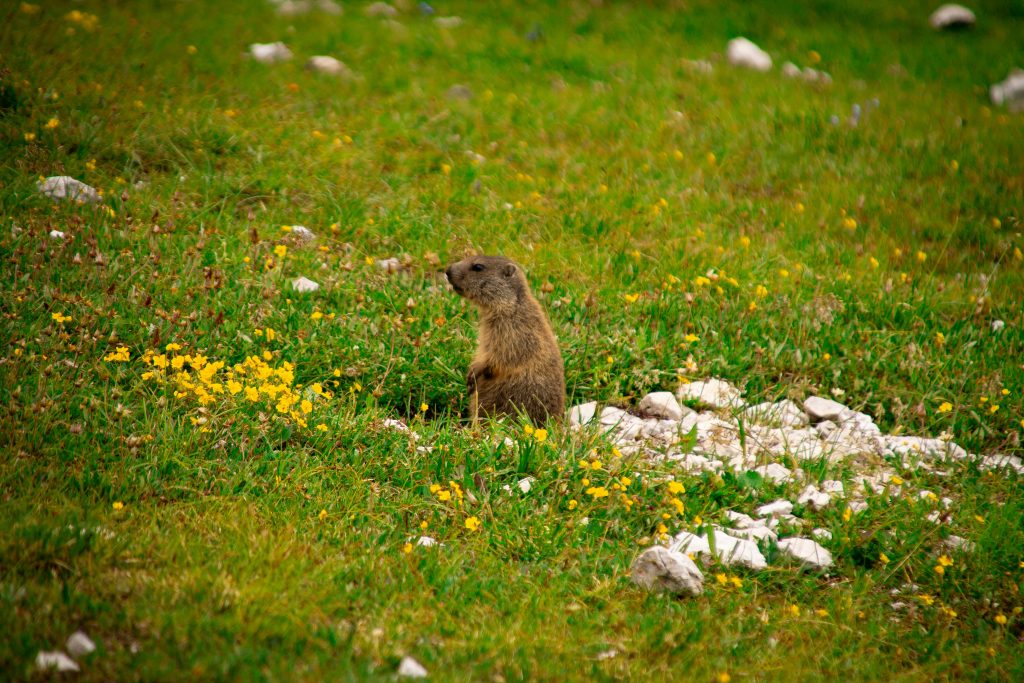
249,42,293,64
366,2,398,17
434,16,462,28
777,537,833,569
630,546,705,596
49,230,66,239
942,535,975,552
727,524,778,543
753,463,793,484
991,320,1005,332
847,500,869,514
672,529,768,570
782,61,801,78
516,477,534,493
803,396,850,422
397,656,429,678
797,484,831,510
37,176,100,203
756,499,794,517
726,37,772,72
811,528,832,542
446,84,473,101
377,257,402,273
676,378,744,409
36,651,79,673
929,4,976,30
306,56,354,78
742,400,808,427
569,401,597,426
723,510,758,528
990,69,1024,112
66,631,96,658
638,391,687,421
291,276,320,293
821,480,844,495
599,406,627,426
979,454,1024,474
416,536,437,547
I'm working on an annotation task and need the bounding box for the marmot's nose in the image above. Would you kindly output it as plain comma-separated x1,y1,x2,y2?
444,265,453,283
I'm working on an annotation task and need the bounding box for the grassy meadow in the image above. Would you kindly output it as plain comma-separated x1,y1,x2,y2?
2,0,1023,679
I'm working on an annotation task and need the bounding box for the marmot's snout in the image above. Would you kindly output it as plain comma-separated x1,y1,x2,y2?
444,263,464,294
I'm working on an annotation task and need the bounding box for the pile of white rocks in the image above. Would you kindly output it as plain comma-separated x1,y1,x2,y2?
568,378,1020,596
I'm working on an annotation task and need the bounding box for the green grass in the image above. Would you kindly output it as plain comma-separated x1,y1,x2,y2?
2,0,1023,679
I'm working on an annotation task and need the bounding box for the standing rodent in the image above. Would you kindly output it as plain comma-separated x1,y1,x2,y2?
445,255,565,425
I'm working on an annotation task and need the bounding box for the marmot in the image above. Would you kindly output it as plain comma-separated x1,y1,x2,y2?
445,255,565,425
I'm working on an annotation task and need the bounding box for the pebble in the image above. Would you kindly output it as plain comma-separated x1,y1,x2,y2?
753,463,793,484
756,499,794,517
777,537,833,569
36,651,79,673
797,484,831,510
49,230,66,240
671,529,768,570
726,37,772,72
990,69,1024,112
803,396,849,422
249,42,293,64
37,176,100,203
397,656,429,678
291,276,320,293
638,391,686,421
66,631,96,658
929,4,976,30
568,401,597,427
288,225,316,240
630,546,705,596
306,56,354,78
376,257,402,273
676,378,744,409
366,2,397,18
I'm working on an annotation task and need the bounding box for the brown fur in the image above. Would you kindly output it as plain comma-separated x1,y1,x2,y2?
445,255,565,425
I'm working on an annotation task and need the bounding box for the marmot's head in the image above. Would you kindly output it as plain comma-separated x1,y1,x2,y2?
445,255,528,312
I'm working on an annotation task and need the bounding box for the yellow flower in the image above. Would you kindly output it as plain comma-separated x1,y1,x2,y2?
51,312,72,324
318,509,328,521
879,553,890,564
465,516,482,531
440,163,451,175
586,486,609,499
730,576,743,588
843,217,857,230
316,424,328,432
667,481,685,495
785,604,800,617
623,293,640,304
301,399,313,414
842,507,852,522
934,565,945,575
739,235,751,248
683,333,700,344
995,614,1008,625
935,332,945,346
567,499,578,510
310,311,323,321
795,202,805,213
716,673,731,683
244,386,259,402
938,402,952,413
715,573,728,585
590,460,601,470
754,284,768,298
916,251,927,263
265,328,276,342
815,609,829,617
112,501,124,511
890,475,904,486
274,244,287,259
436,489,452,502
103,346,130,362
533,428,548,443
706,152,716,165
402,542,413,554
419,402,429,413
24,132,36,142
44,117,60,130
937,555,953,567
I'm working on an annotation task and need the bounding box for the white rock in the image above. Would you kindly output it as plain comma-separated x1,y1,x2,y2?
49,230,66,239
416,536,437,547
821,479,844,495
516,477,534,493
434,16,462,28
397,656,429,678
742,400,808,427
306,56,354,78
249,42,293,64
756,499,794,517
979,454,1024,474
777,537,833,569
36,651,79,673
668,452,722,474
929,4,976,30
943,535,975,552
782,61,801,78
753,463,793,484
317,0,343,14
671,529,768,570
881,435,967,460
991,320,1005,332
37,176,100,203
676,378,744,409
376,257,402,272
366,2,398,17
726,37,772,72
847,501,869,514
726,524,778,543
291,276,320,293
569,401,597,426
811,528,832,542
599,406,627,426
66,631,96,658
630,546,705,596
638,391,686,421
989,69,1024,112
797,484,831,510
723,510,758,528
803,396,849,422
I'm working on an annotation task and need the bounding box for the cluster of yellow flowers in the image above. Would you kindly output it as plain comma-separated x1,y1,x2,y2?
118,343,332,429
429,481,465,506
65,9,100,31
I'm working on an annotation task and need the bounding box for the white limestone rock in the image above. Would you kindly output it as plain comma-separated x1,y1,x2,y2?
742,400,808,427
990,69,1024,112
416,536,438,547
803,396,849,422
671,529,768,570
599,406,627,426
676,378,744,409
797,484,831,510
36,651,79,673
821,479,845,495
49,230,66,240
639,391,687,421
37,176,100,203
249,42,293,64
376,257,402,272
777,537,833,569
753,463,793,485
726,37,772,72
782,61,801,78
66,631,96,658
979,454,1024,474
756,499,794,517
306,56,354,79
398,656,429,678
880,435,967,461
630,546,705,596
569,401,597,427
291,276,320,293
366,2,398,17
991,320,1005,332
929,4,976,30
811,528,833,542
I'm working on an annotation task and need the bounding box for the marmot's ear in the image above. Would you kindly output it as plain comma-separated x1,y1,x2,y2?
502,263,517,277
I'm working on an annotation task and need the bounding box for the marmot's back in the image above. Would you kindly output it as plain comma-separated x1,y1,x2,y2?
446,255,565,425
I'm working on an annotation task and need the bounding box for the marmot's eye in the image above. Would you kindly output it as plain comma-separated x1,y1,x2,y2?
471,263,485,272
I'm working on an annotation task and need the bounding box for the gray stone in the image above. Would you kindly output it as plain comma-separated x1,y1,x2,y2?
398,656,429,678
777,537,833,569
434,16,463,28
306,56,354,78
676,378,744,409
446,84,473,101
797,484,831,510
639,391,687,421
291,276,320,293
671,529,768,570
630,546,704,596
568,401,597,427
366,2,398,17
35,651,79,673
37,176,100,203
753,463,793,484
989,69,1024,112
249,42,293,64
803,396,849,422
929,4,976,29
65,631,96,658
742,400,808,427
756,499,794,517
